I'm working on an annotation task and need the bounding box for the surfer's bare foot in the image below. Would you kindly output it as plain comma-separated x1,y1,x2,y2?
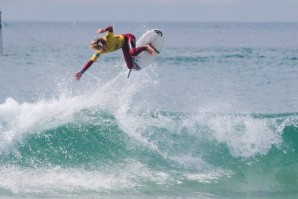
146,44,156,57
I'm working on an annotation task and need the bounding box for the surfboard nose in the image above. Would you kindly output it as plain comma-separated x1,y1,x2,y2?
154,30,163,37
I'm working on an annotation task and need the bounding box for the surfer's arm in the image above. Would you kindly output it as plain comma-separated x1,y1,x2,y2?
81,60,94,73
73,60,94,81
80,51,101,73
97,26,113,34
73,51,101,81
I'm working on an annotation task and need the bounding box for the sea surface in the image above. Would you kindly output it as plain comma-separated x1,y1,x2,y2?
0,21,298,199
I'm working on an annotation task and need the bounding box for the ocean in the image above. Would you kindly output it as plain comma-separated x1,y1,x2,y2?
0,21,298,199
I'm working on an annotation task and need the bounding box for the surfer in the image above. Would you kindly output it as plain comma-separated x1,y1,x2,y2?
73,26,156,81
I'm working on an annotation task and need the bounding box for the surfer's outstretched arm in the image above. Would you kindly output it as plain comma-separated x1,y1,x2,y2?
73,60,94,81
74,38,103,81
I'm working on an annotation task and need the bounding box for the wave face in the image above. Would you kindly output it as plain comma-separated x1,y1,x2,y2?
1,95,298,198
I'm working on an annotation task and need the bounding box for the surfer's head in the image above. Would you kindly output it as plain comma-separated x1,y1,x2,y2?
90,37,108,51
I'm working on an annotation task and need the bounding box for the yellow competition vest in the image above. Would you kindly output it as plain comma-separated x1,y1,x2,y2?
90,31,125,62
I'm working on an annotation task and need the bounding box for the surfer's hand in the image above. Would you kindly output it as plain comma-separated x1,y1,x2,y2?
97,29,106,34
73,71,83,81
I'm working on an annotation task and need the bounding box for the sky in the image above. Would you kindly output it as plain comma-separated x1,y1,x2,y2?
1,0,298,22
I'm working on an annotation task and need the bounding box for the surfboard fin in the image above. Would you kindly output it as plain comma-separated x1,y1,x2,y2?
127,69,132,78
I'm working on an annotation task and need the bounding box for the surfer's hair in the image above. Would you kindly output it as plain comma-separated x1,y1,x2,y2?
90,37,107,50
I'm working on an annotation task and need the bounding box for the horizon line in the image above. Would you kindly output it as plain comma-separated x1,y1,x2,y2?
2,20,298,23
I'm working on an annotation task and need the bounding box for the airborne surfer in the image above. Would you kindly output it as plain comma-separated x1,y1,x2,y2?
73,26,156,81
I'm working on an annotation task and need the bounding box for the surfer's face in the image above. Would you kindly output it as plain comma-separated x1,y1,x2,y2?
98,42,108,52
96,38,108,52
90,37,108,51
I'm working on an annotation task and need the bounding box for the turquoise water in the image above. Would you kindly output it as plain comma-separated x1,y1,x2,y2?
0,22,298,198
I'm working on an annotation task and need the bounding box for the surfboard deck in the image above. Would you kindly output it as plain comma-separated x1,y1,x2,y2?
134,29,164,69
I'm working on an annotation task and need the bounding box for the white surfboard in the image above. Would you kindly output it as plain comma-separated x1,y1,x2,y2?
134,29,164,69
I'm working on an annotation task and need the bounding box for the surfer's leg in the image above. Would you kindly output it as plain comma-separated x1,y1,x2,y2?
122,34,153,69
122,36,134,69
123,34,147,56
